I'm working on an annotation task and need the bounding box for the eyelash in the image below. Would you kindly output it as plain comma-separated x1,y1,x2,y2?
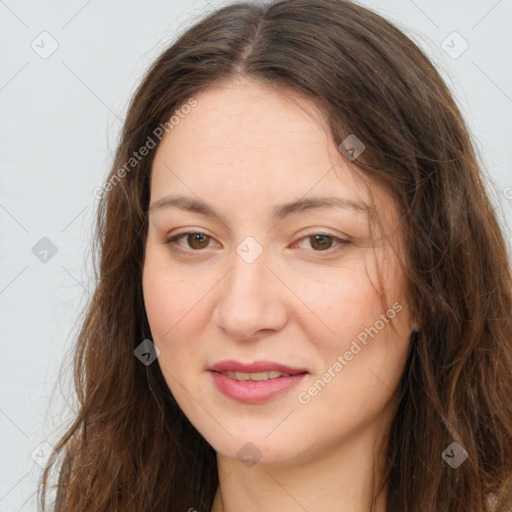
164,231,351,256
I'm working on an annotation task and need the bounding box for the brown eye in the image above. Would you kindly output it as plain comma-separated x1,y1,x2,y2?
165,232,215,253
309,234,335,251
294,233,350,254
186,232,211,249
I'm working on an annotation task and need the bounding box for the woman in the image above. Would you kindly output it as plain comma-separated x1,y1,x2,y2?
39,1,512,511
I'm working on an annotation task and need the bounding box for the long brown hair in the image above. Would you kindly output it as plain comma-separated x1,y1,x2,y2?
38,1,512,510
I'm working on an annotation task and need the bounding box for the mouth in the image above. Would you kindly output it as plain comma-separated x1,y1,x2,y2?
213,370,300,381
207,360,309,403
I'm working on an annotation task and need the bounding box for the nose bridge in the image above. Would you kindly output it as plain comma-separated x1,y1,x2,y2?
213,240,288,338
231,243,271,296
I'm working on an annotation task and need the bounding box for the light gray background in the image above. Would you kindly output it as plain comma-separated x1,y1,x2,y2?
1,0,511,510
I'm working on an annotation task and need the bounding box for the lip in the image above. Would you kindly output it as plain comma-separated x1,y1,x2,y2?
208,360,308,375
208,360,309,403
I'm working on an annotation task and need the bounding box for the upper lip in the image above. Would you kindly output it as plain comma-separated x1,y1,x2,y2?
208,360,309,375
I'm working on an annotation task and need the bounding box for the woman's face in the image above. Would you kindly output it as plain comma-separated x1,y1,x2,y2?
142,77,413,467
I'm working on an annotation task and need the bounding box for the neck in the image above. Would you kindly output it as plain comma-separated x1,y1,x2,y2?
211,423,390,512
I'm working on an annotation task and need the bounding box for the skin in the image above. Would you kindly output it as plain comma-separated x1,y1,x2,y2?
142,76,414,512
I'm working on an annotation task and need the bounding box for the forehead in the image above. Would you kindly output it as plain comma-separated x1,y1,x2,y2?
154,78,337,176
150,78,396,225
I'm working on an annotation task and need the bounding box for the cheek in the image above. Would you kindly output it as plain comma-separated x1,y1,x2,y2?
142,253,216,376
297,249,409,374
303,282,387,373
142,242,202,336
291,252,388,338
142,267,179,340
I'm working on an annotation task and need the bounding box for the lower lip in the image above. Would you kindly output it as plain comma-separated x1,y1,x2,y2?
209,371,308,403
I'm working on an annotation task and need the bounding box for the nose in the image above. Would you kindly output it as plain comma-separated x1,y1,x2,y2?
212,248,289,340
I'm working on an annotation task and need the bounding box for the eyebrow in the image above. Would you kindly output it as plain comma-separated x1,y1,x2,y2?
149,194,371,221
